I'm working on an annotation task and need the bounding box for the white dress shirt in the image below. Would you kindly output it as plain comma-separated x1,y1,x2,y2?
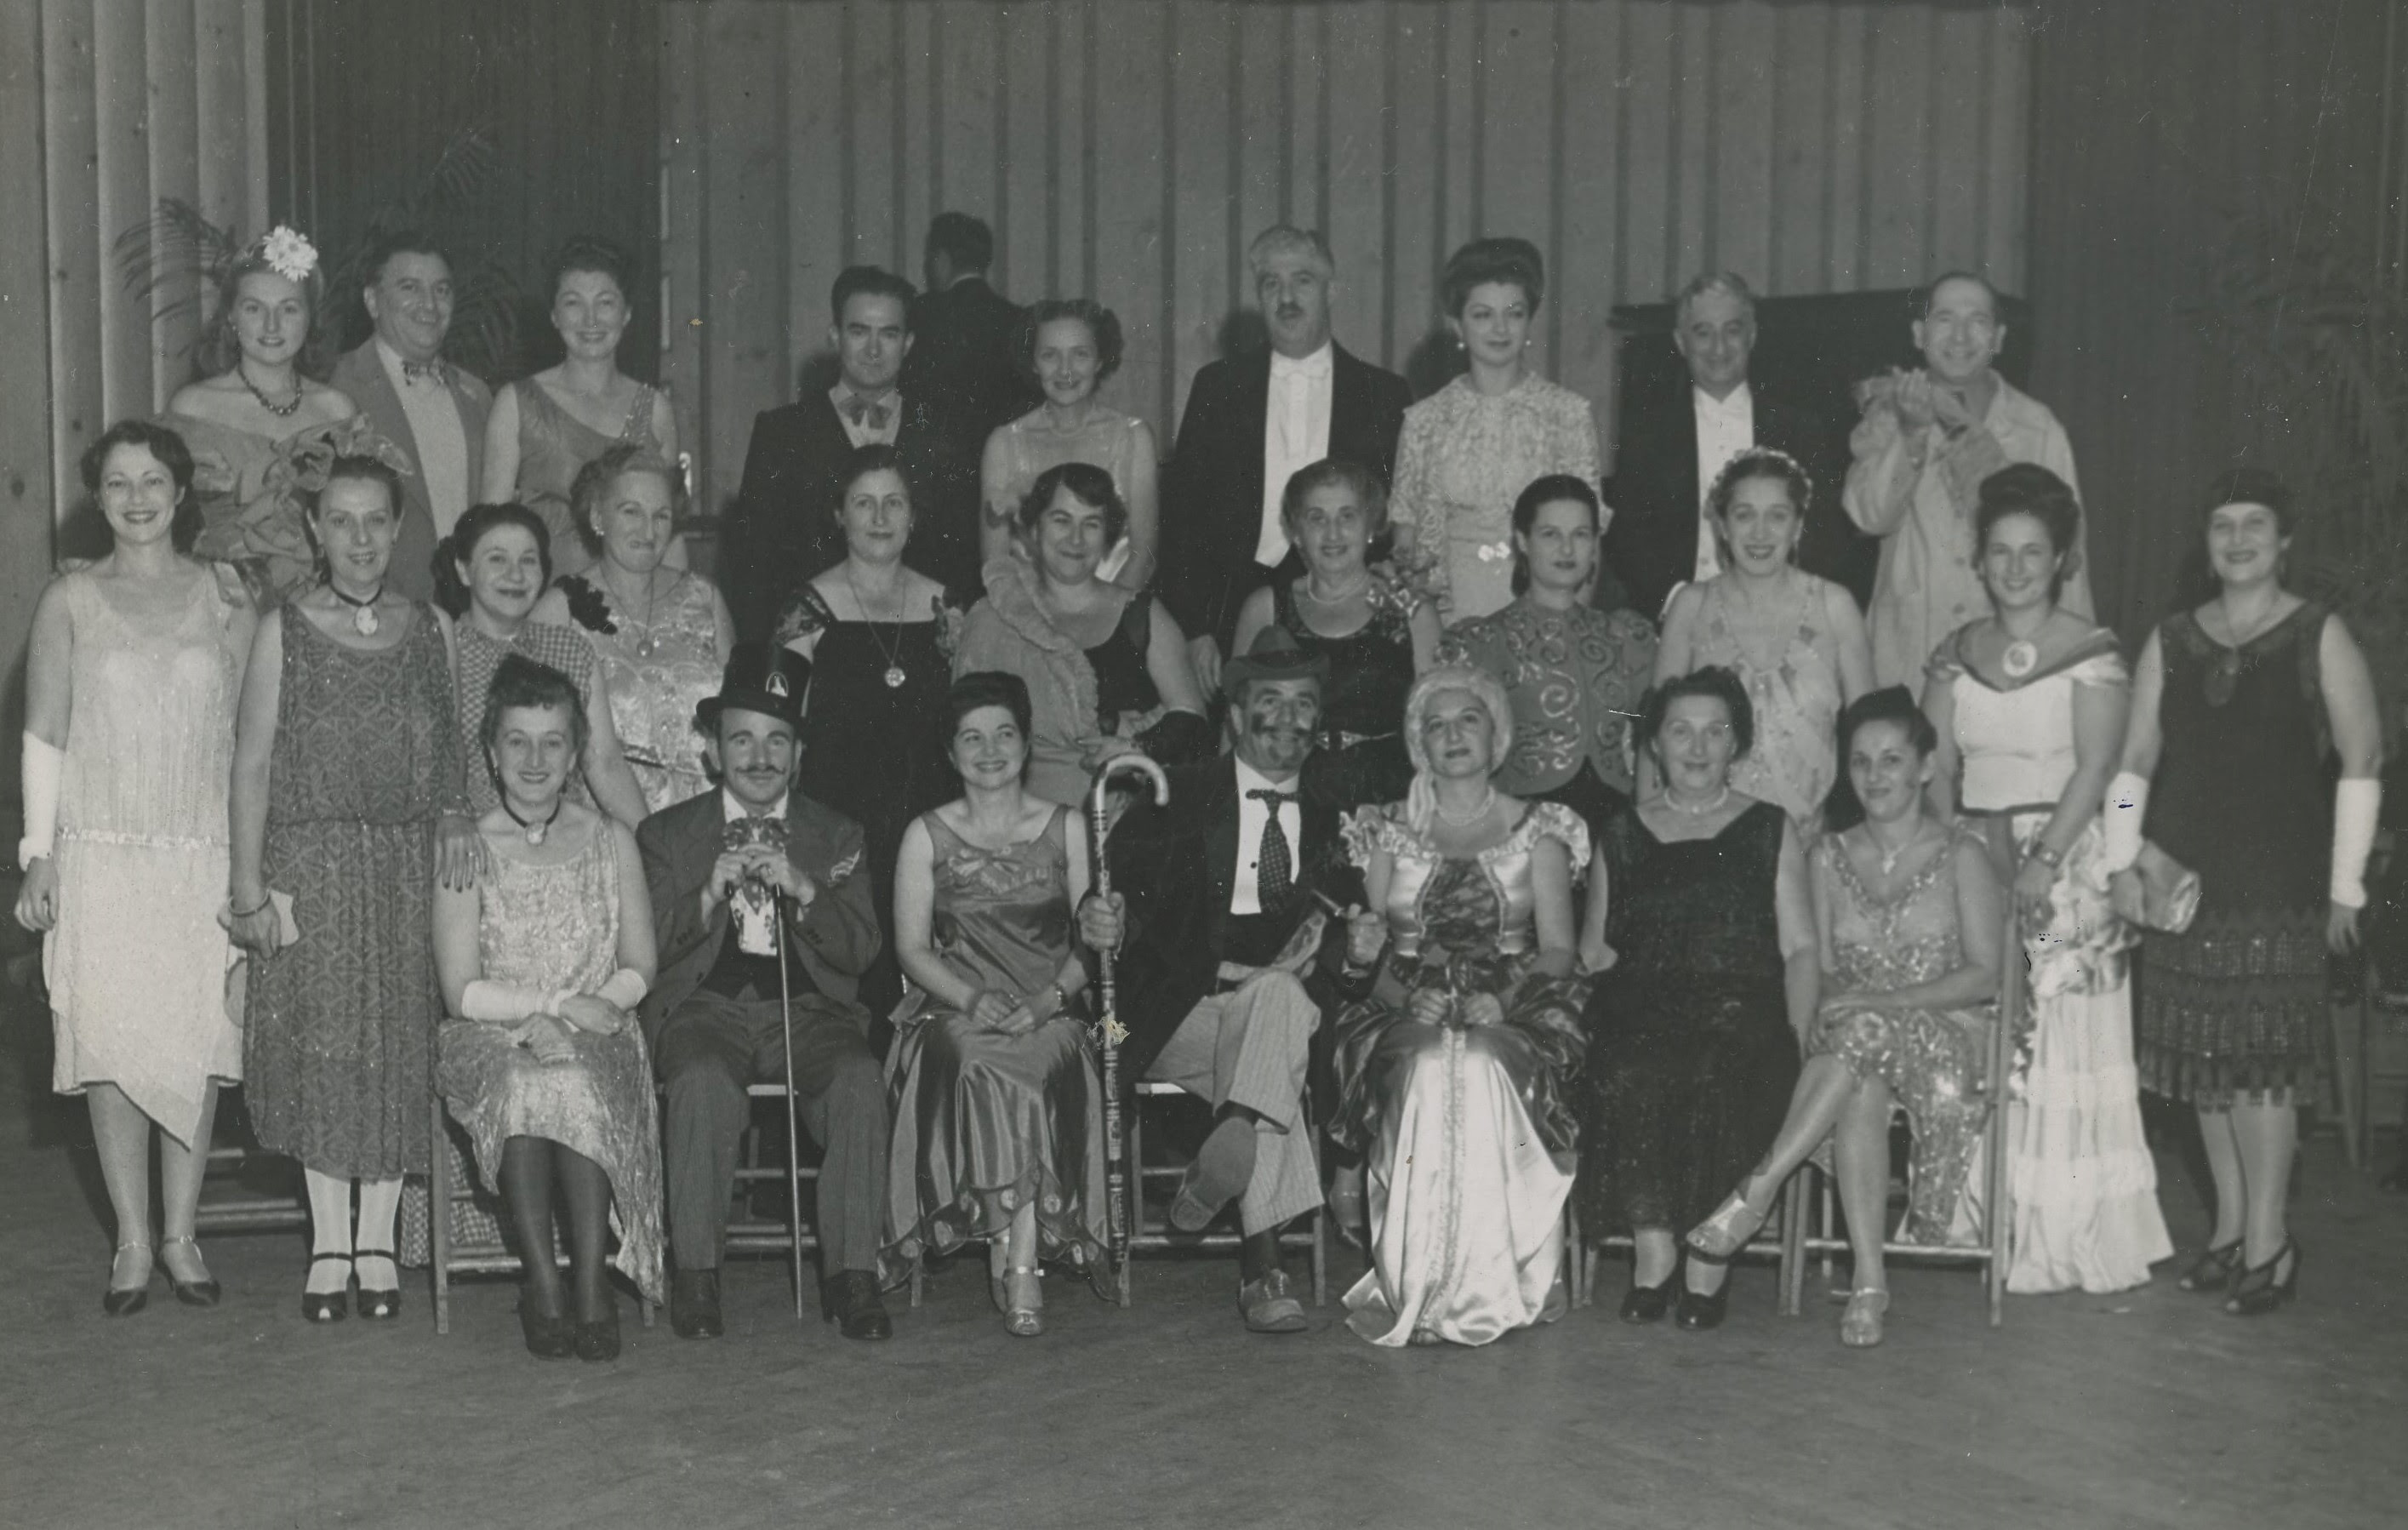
377,338,471,537
830,384,904,448
1229,756,1304,916
1255,343,1335,567
1692,381,1755,581
721,788,791,954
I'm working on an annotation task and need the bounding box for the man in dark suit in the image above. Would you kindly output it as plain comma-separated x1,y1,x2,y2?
1076,629,1380,1333
1602,271,1855,619
329,231,492,602
723,266,980,639
901,212,1038,443
1160,227,1412,689
637,644,892,1342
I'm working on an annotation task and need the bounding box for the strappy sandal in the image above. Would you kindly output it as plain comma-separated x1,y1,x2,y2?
159,1235,221,1308
1002,1266,1044,1337
352,1245,401,1321
104,1241,153,1317
2176,1239,2242,1294
302,1251,351,1323
1839,1287,1889,1348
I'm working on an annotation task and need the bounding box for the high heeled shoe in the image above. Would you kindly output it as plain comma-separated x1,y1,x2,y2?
1686,1179,1775,1262
103,1242,153,1317
1839,1287,1890,1348
518,1292,575,1360
2176,1239,2243,1294
351,1245,401,1321
1002,1266,1044,1337
2224,1239,2301,1317
302,1251,351,1323
1620,1270,1675,1325
572,1298,622,1362
159,1236,221,1308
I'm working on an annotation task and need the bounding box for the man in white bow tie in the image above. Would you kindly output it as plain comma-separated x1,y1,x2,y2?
1160,226,1412,692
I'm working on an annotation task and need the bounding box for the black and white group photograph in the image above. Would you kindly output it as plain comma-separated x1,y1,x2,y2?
2,1,2405,1526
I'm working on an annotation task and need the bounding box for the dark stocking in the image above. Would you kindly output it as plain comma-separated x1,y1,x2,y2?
556,1145,615,1322
500,1136,562,1318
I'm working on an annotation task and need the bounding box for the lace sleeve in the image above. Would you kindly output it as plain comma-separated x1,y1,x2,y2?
1341,803,1412,870
773,583,836,648
556,575,615,635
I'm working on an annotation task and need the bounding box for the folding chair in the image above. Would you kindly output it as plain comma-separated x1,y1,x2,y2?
720,1081,823,1318
427,1097,654,1335
1116,1078,1327,1307
191,1089,306,1234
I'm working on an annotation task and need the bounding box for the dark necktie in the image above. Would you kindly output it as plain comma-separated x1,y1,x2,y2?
1249,788,1298,911
841,392,892,432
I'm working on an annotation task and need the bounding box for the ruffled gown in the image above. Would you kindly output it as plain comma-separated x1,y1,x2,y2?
1333,802,1591,1346
881,807,1109,1283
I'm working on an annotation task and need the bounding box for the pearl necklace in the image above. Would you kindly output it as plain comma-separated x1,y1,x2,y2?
1300,573,1372,606
1433,786,1497,826
1665,785,1732,817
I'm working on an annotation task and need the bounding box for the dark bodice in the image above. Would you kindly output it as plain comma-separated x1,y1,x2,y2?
1601,799,1787,994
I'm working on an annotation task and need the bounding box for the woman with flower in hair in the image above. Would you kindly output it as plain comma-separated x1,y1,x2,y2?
1231,457,1439,811
164,225,366,604
1330,665,1590,1346
1656,447,1873,829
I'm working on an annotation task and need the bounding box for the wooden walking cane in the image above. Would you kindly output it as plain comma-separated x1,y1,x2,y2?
1087,755,1171,1309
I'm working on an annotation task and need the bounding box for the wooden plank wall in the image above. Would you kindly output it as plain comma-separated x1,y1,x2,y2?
661,0,2036,522
0,0,271,796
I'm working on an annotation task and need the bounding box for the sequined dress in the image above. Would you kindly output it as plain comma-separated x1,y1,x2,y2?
435,820,665,1303
245,602,464,1176
1333,802,1591,1345
562,569,724,811
44,568,247,1150
1271,579,1418,809
1390,374,1602,622
1808,828,1994,1244
1578,800,1800,1236
1689,572,1849,826
881,807,1108,1282
2138,603,2335,1105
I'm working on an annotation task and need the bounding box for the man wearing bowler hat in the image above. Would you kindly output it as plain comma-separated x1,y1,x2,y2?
637,643,893,1340
1076,627,1383,1333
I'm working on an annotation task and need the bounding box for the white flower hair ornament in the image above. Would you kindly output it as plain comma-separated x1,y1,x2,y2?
258,226,319,284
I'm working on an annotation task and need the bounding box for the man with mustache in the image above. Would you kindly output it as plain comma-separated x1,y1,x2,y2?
1843,271,2088,687
331,231,491,602
636,644,893,1342
1159,226,1412,693
1076,627,1382,1332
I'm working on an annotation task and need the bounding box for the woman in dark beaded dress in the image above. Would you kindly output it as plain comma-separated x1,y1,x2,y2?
778,445,964,1028
2112,468,2384,1316
1577,665,1817,1332
227,455,479,1322
1231,458,1439,810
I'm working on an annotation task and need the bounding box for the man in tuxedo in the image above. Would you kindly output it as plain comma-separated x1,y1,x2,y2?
638,644,892,1342
1160,227,1412,689
723,266,979,639
1076,628,1381,1333
900,212,1037,442
1602,271,1854,619
330,231,491,602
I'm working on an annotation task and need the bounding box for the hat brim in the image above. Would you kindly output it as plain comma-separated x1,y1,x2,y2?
695,688,806,734
1220,654,1331,697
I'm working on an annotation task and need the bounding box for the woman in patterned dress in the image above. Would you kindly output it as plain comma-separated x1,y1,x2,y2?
1333,665,1590,1346
482,237,682,579
2112,468,2382,1315
1686,687,2004,1347
978,299,1159,587
1922,464,2171,1293
435,655,663,1362
1231,457,1440,811
228,454,479,1321
437,501,650,829
1657,448,1873,829
881,673,1109,1335
554,443,733,811
18,420,258,1314
1389,238,1601,623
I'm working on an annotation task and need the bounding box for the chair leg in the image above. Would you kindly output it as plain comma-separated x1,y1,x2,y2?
910,1257,923,1310
1778,1171,1808,1318
430,1098,451,1335
1310,1209,1327,1307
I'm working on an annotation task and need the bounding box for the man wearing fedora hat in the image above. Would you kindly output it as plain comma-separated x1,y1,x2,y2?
636,643,893,1341
1077,627,1384,1332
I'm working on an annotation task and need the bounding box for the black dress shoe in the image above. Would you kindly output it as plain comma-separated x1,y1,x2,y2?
161,1236,221,1308
1675,1281,1730,1332
1619,1279,1673,1324
573,1300,623,1362
518,1296,575,1360
822,1270,893,1340
103,1242,153,1318
670,1268,722,1339
352,1246,401,1321
302,1252,351,1323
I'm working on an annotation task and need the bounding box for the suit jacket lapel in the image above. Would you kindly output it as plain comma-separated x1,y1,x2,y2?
1329,344,1374,461
1201,762,1241,915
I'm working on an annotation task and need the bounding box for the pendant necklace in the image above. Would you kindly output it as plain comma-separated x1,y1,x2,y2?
501,795,565,847
330,581,385,637
1434,786,1497,827
238,363,304,418
2000,615,2045,681
611,568,661,658
846,564,910,688
1868,823,1925,877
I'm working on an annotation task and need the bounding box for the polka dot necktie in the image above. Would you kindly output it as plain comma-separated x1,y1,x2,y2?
1249,788,1298,911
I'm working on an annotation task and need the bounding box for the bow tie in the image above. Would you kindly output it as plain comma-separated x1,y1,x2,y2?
841,392,893,431
1270,352,1331,383
401,357,450,387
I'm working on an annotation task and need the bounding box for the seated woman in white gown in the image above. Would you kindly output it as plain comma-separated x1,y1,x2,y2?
1333,665,1590,1346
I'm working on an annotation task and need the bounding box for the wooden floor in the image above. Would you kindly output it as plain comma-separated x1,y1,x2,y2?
5,992,2405,1530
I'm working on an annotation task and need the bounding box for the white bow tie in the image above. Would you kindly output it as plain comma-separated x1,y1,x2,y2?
1270,352,1332,383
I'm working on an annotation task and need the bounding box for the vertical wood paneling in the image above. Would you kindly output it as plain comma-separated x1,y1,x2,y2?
663,2,706,471
92,0,152,424
43,0,105,500
699,0,785,507
146,0,200,403
662,0,2035,509
1,0,58,768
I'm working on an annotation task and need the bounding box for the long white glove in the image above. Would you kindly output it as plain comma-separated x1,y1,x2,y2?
458,979,556,1023
19,732,62,869
595,968,648,1009
2332,777,2382,909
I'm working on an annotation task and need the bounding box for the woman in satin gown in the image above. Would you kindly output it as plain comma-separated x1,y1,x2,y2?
882,672,1109,1335
1333,665,1589,1346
